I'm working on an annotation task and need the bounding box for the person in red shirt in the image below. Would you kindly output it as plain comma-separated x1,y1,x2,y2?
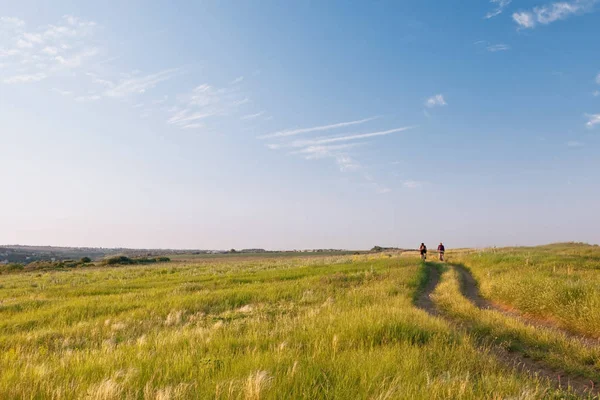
437,243,445,261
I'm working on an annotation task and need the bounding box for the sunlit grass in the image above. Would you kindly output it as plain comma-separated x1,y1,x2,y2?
452,243,600,338
431,263,600,384
0,253,567,398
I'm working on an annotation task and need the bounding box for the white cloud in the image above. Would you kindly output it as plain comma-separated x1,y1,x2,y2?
596,72,600,84
513,0,597,29
103,68,180,97
593,90,600,97
485,0,512,19
270,126,414,150
168,110,214,125
52,88,72,96
402,180,423,189
3,72,47,83
0,17,25,29
301,127,413,146
55,48,98,68
0,15,99,85
567,141,584,147
293,143,365,159
487,43,511,52
230,76,244,85
425,94,447,108
585,113,600,128
181,123,204,130
75,94,101,102
335,155,361,172
241,111,265,120
166,82,248,129
41,46,58,55
16,39,33,48
513,12,537,28
260,117,378,139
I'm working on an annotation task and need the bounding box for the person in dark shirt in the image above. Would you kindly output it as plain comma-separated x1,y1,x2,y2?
437,243,445,261
419,243,427,260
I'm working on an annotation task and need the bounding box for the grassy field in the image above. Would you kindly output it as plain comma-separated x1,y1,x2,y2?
452,243,600,339
0,248,596,399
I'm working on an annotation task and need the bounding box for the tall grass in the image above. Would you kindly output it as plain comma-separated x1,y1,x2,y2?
0,254,562,398
431,264,600,385
452,243,600,338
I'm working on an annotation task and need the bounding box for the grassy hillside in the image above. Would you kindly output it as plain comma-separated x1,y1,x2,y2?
0,252,569,399
5,245,600,398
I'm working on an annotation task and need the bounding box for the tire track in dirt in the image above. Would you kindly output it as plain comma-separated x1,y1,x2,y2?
414,262,441,316
414,263,599,398
454,264,600,349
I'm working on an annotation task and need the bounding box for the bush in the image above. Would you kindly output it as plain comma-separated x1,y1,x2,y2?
103,256,171,266
0,263,24,274
80,257,92,263
104,256,135,265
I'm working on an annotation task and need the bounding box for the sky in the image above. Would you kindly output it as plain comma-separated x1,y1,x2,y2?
1,0,599,250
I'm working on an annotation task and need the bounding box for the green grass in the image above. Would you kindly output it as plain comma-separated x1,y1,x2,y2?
452,243,600,339
431,264,600,384
0,253,577,399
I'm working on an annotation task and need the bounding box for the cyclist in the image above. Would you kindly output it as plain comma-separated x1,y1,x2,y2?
419,243,427,260
438,242,445,261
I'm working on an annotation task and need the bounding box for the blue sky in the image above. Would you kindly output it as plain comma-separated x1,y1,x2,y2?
1,0,599,249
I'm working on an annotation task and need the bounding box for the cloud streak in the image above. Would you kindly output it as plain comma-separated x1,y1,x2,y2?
513,0,598,29
487,43,511,52
485,0,512,19
241,111,265,120
259,117,378,139
3,72,47,84
166,82,249,129
103,68,181,98
269,126,415,150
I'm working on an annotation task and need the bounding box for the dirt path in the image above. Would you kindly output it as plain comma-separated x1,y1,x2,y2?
414,262,441,316
415,263,599,398
455,264,600,348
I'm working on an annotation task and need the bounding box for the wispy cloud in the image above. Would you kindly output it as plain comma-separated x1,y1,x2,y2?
259,117,378,139
269,126,415,150
167,82,248,129
487,43,511,52
52,88,72,96
264,116,413,193
241,111,265,120
402,180,423,189
3,72,47,84
75,94,101,102
103,68,180,97
0,15,99,84
596,72,600,84
229,76,244,85
513,0,598,29
485,0,512,19
292,143,365,159
288,143,364,172
593,90,600,97
425,94,447,108
585,113,600,128
513,12,537,28
0,16,25,28
567,140,584,147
